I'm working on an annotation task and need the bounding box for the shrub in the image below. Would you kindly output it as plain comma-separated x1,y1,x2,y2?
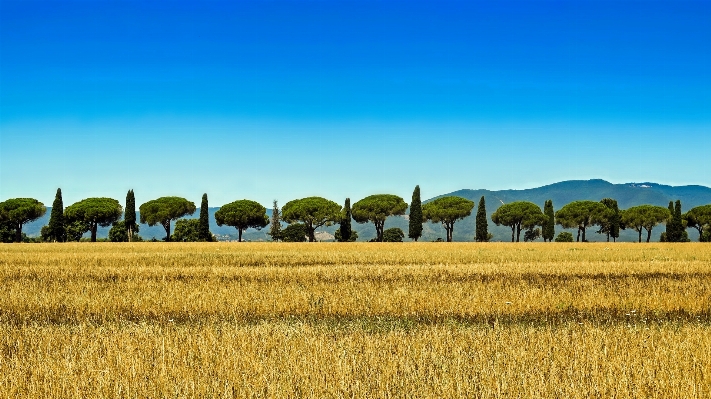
382,227,405,242
281,223,307,242
555,232,574,242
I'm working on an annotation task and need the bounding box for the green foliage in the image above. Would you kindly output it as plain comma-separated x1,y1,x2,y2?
382,227,405,242
65,220,90,242
46,188,66,242
665,200,685,242
408,186,423,241
524,227,542,242
198,194,212,241
702,231,711,242
65,197,122,242
172,219,202,242
125,190,136,241
281,223,307,242
554,201,608,242
542,200,555,242
621,205,670,243
597,198,621,242
352,194,407,242
491,201,545,242
139,197,196,242
334,228,358,242
268,200,283,242
108,220,141,242
555,232,574,242
282,197,342,242
422,196,475,242
683,204,711,242
0,198,47,243
215,199,269,242
338,198,353,242
475,196,489,242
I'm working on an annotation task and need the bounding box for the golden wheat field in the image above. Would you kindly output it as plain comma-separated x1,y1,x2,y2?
1,242,710,398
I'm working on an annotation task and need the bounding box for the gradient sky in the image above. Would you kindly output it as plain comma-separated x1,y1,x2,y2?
1,0,709,208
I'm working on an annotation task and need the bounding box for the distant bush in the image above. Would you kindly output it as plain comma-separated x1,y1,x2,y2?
281,223,307,242
334,229,358,242
382,227,404,242
172,219,201,242
555,232,574,242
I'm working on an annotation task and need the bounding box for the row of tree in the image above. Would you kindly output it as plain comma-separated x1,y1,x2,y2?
1,186,710,243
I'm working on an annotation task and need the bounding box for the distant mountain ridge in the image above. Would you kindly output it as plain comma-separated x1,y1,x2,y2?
20,179,711,242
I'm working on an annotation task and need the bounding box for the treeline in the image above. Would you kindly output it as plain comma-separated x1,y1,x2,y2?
1,186,710,243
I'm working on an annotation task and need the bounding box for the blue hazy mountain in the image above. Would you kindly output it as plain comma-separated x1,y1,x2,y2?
20,179,711,242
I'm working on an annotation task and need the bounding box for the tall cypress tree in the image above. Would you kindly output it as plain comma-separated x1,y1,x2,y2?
609,201,621,242
47,188,66,242
542,200,555,242
198,193,211,241
338,198,352,242
666,200,684,242
268,200,282,241
408,185,423,241
475,196,489,242
125,190,136,242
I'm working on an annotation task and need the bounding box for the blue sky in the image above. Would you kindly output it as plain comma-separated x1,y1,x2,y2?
1,0,710,207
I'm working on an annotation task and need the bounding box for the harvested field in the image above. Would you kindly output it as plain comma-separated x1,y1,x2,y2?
1,243,709,397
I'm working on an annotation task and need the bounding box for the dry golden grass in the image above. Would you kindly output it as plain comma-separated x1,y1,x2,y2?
1,243,710,397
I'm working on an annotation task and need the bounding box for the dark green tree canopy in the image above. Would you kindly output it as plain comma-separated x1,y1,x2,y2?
684,204,711,242
198,193,212,241
282,197,341,242
555,231,574,242
597,198,621,242
554,200,609,242
475,196,489,242
46,188,66,242
108,220,140,242
65,197,122,242
338,198,353,242
382,227,405,242
139,196,196,241
621,205,670,243
268,200,283,242
281,223,307,242
408,186,423,241
215,199,269,242
665,200,685,242
125,189,136,241
542,199,555,242
491,201,545,242
422,196,475,242
352,194,408,242
172,218,202,242
0,198,46,242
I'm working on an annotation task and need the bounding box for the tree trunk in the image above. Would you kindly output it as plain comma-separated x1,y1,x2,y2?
646,228,652,243
515,223,521,242
510,226,515,242
376,221,385,242
238,228,243,242
91,223,98,242
576,229,581,242
581,226,586,242
446,223,453,242
14,223,23,243
128,225,133,242
606,233,610,242
638,229,642,243
307,223,315,242
163,221,171,242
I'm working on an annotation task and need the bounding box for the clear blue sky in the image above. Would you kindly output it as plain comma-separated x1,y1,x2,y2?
1,0,709,207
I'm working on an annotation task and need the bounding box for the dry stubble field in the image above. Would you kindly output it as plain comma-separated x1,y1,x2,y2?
1,242,710,398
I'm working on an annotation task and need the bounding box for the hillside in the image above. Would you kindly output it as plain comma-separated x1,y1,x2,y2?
20,179,711,242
